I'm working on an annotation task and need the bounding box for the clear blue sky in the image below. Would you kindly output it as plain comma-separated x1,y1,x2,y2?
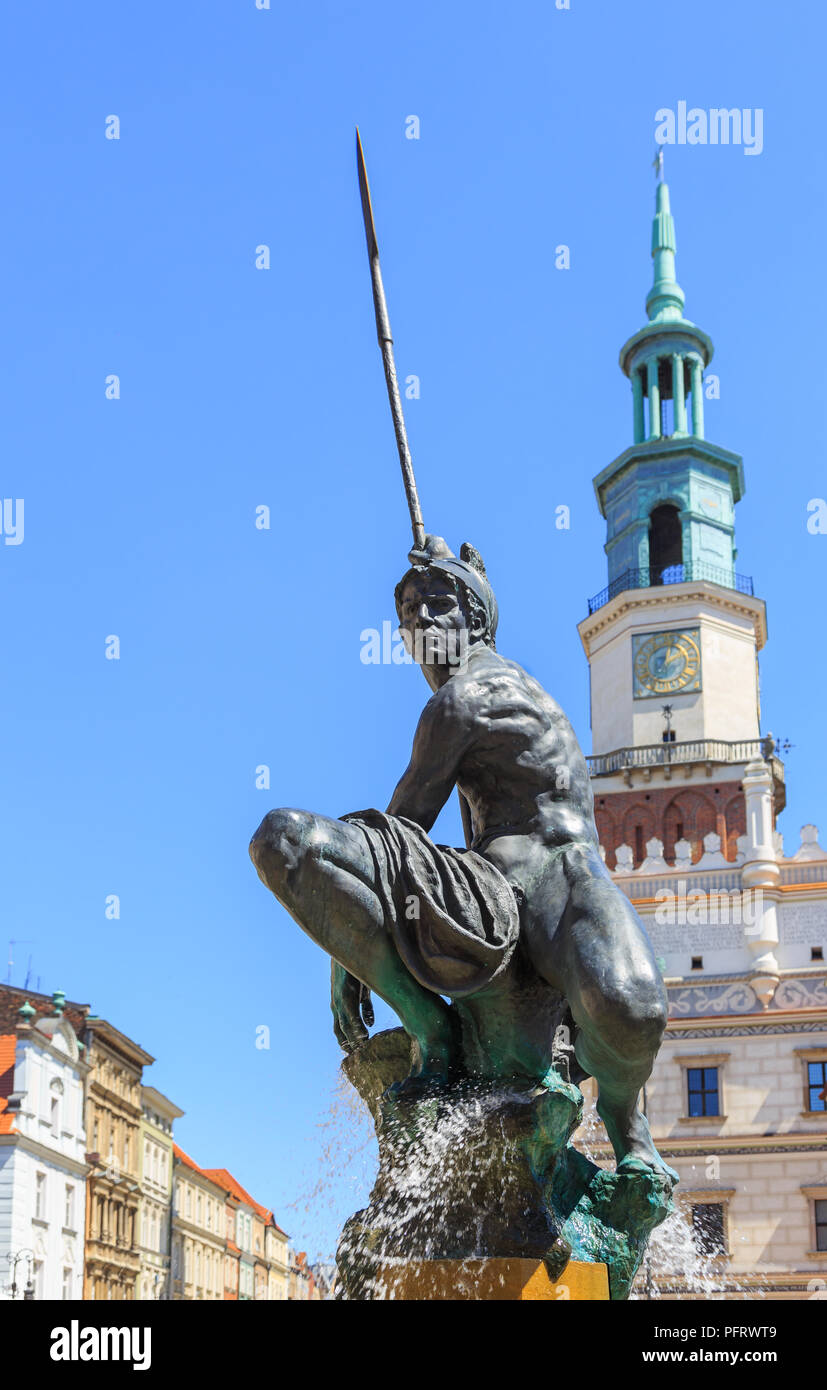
2,0,825,1259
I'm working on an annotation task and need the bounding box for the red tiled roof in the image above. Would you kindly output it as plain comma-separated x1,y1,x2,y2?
0,1035,17,1134
172,1142,204,1173
172,1144,228,1193
201,1167,288,1237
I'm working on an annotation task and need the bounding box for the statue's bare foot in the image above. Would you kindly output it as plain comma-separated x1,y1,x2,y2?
598,1099,679,1184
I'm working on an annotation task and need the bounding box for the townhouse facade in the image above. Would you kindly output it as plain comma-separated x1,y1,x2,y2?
201,1166,289,1301
0,989,89,1300
171,1145,226,1300
137,1086,183,1300
82,1015,154,1300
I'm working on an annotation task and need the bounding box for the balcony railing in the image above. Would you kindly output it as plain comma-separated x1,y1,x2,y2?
587,738,784,781
587,563,754,616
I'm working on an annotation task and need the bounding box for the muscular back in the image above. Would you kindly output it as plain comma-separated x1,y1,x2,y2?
387,644,599,851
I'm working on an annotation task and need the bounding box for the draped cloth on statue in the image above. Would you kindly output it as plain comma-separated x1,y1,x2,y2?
341,808,521,998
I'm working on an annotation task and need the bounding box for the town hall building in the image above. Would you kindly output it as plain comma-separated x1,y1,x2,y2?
577,168,827,1298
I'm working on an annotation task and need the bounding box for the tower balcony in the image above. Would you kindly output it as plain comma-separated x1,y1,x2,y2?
587,562,753,616
586,737,785,813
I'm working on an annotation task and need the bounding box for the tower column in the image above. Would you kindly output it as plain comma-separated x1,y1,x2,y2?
632,368,645,444
646,357,661,439
690,355,704,438
741,755,781,1007
672,352,686,434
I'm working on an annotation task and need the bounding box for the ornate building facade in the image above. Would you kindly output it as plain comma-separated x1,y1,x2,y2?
81,1015,154,1300
577,170,827,1298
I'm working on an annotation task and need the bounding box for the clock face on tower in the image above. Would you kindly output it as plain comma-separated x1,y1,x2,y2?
632,627,702,698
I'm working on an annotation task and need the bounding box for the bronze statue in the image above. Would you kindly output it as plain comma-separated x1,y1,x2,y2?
249,135,676,1297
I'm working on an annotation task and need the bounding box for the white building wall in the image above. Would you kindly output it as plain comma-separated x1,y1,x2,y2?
0,1022,87,1301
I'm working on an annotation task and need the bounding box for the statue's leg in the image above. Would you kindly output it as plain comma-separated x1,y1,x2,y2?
539,848,670,1173
250,808,457,1079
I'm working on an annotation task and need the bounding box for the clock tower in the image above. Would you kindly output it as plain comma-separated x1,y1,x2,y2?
577,168,784,870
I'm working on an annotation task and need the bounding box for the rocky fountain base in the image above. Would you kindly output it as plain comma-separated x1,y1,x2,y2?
336,1030,674,1301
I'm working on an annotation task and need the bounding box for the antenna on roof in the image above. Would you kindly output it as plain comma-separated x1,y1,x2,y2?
7,939,35,986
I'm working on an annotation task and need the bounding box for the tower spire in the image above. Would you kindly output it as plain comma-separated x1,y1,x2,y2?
646,163,685,323
617,160,714,447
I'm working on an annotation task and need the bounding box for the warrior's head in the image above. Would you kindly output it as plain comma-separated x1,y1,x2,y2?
394,535,498,682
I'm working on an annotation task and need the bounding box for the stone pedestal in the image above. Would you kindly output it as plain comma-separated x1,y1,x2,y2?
373,1257,610,1301
336,1029,674,1301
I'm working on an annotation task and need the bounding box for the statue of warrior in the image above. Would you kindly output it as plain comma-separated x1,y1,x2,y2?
249,136,675,1181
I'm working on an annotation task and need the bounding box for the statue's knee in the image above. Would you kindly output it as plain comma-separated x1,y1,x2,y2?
249,807,315,883
586,981,666,1070
615,990,667,1064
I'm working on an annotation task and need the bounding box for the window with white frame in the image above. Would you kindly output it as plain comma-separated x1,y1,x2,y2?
62,1267,73,1300
64,1184,74,1230
35,1171,47,1220
676,1053,728,1120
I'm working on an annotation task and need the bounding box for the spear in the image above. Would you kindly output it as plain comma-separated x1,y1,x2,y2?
356,130,474,854
356,128,425,553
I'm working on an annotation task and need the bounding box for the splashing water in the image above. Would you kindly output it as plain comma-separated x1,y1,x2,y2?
283,1072,377,1265
290,1067,765,1300
337,1080,573,1300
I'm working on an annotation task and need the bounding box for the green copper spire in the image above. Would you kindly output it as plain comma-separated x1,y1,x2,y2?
645,175,685,322
596,157,745,601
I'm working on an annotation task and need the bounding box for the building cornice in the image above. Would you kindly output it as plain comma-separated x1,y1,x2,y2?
141,1085,184,1121
169,1216,225,1253
577,580,767,654
590,1134,827,1160
0,1131,90,1177
85,1020,155,1069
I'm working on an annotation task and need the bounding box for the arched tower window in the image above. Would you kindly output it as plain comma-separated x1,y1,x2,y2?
649,504,683,584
